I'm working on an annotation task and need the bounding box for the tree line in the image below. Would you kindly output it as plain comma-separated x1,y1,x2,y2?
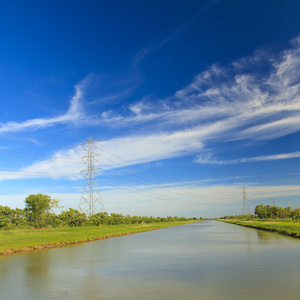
0,194,196,230
221,204,300,220
254,204,300,220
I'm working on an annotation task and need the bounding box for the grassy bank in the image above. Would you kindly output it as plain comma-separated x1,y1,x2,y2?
220,219,300,238
0,221,196,255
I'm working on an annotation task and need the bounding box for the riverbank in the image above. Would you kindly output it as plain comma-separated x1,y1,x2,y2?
220,219,300,238
0,221,196,255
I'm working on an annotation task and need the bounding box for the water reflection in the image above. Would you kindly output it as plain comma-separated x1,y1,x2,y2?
256,229,285,243
1,221,300,299
23,251,51,295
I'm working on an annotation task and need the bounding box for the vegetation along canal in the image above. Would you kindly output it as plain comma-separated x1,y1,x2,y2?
1,220,300,299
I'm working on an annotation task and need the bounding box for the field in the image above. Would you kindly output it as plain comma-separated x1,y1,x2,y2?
0,221,196,255
220,219,300,238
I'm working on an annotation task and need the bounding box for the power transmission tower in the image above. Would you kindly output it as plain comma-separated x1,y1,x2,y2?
241,186,250,215
79,136,105,216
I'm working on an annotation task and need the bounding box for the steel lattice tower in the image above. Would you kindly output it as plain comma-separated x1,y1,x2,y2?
242,186,250,215
79,136,105,216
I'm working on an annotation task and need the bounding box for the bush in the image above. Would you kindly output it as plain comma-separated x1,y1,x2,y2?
0,206,27,229
89,212,109,226
59,208,88,227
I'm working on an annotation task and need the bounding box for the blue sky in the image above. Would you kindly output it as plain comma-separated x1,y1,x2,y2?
0,0,299,218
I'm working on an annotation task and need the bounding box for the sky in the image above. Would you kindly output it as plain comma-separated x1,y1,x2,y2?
0,0,299,218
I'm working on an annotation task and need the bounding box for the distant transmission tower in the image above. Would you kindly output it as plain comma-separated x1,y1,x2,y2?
241,186,250,215
79,136,105,216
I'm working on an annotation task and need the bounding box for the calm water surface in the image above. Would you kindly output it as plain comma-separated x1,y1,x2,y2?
1,221,300,299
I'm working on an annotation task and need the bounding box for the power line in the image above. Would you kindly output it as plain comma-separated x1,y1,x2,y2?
98,152,215,197
98,148,244,197
0,132,227,196
0,134,203,196
0,133,251,205
0,147,207,200
99,176,233,206
101,162,202,200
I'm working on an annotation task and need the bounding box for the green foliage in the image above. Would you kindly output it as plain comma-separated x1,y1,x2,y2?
45,213,62,227
0,194,198,231
89,212,109,225
109,213,126,225
58,208,87,227
0,205,27,229
221,214,255,220
254,204,293,219
12,208,27,227
0,206,14,229
0,220,198,253
88,212,192,226
221,204,299,220
25,194,52,228
221,219,300,239
24,194,62,228
0,214,10,229
291,208,300,220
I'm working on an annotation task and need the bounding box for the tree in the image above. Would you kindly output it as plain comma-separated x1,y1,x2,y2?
46,213,62,227
24,194,62,228
59,208,87,227
110,213,125,225
291,208,300,220
270,206,280,219
277,207,291,219
0,206,27,229
0,206,14,229
255,204,269,219
0,214,10,229
89,212,109,226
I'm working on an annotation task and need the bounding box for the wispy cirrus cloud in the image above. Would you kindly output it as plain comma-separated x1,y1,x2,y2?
0,126,205,181
0,79,87,133
0,115,240,182
101,36,300,145
0,37,299,183
196,151,300,165
132,0,222,66
2,35,299,148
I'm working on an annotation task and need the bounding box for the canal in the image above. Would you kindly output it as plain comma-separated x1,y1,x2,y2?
1,221,300,299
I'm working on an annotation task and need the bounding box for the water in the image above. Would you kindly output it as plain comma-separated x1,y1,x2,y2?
1,221,300,299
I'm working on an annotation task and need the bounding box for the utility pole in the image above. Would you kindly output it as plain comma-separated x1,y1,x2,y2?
79,136,105,216
242,186,250,215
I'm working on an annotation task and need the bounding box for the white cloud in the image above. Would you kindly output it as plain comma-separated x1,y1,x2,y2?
100,35,300,146
4,35,297,148
0,80,86,133
196,151,300,165
235,116,300,140
247,185,300,201
0,127,205,181
0,36,299,183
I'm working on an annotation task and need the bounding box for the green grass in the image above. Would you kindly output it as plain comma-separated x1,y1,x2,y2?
0,221,196,254
220,219,300,238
